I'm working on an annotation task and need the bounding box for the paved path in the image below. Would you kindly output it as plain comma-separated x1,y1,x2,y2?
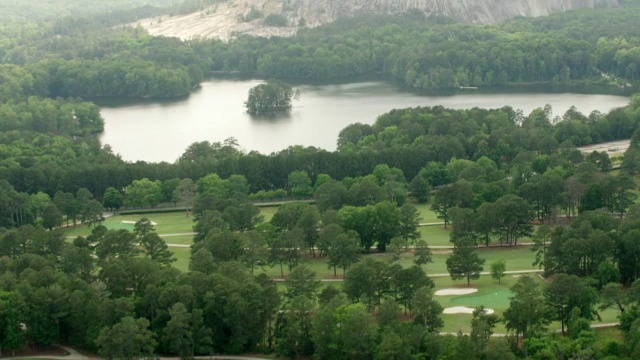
10,345,88,359
439,323,619,337
577,139,630,155
166,243,191,248
272,269,544,282
163,356,272,360
160,232,196,237
10,345,273,360
428,269,543,278
11,347,271,360
430,242,534,250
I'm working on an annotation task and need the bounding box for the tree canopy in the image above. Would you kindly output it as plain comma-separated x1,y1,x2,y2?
245,81,300,116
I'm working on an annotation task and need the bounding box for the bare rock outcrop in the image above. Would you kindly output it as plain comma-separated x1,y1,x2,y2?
134,0,620,41
292,0,620,26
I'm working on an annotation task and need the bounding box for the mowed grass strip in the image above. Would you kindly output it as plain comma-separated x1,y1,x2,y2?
424,246,537,275
413,202,440,223
64,211,195,237
249,246,537,280
434,274,526,333
259,206,278,222
65,206,278,237
419,225,452,247
171,247,191,272
162,235,194,245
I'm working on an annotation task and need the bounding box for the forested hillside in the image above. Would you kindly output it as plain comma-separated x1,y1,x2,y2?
2,4,640,100
0,0,178,23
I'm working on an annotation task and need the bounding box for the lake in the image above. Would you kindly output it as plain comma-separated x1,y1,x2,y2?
100,80,630,163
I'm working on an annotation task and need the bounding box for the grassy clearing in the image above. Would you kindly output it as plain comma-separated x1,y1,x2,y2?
260,206,278,222
171,247,191,272
246,246,537,280
595,327,624,342
425,246,537,275
419,225,452,247
434,275,620,333
418,224,535,248
414,202,440,223
163,235,194,245
435,274,525,333
65,212,195,237
64,206,278,237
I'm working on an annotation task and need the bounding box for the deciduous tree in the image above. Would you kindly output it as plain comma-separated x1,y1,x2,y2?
490,259,506,283
245,81,299,116
503,275,549,341
95,316,157,360
446,237,485,286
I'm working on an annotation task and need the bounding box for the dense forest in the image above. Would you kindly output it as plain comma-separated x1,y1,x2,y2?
2,0,640,359
2,2,640,101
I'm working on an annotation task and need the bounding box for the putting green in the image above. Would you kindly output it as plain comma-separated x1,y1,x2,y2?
450,289,512,309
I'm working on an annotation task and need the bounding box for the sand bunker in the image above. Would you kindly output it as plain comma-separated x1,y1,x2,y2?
435,288,478,296
121,220,157,226
443,306,495,315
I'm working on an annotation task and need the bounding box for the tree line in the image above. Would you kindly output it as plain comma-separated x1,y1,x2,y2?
2,4,640,102
4,179,640,359
2,94,639,200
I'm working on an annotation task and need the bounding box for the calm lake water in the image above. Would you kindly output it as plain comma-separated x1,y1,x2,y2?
100,80,630,163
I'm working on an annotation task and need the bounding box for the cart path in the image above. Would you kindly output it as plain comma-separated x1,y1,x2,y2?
271,269,544,282
10,345,88,359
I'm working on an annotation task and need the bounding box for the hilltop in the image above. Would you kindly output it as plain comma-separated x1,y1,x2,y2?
133,0,620,40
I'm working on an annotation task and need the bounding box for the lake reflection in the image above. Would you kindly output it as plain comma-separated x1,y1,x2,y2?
100,80,630,163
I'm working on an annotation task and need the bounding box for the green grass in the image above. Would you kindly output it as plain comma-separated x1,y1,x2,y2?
594,327,624,342
417,224,535,248
419,225,452,247
414,202,440,223
433,274,621,333
65,206,278,238
260,206,278,222
424,246,537,275
170,244,618,333
163,235,194,245
450,289,512,308
430,275,541,333
253,246,537,280
171,247,191,272
65,212,195,237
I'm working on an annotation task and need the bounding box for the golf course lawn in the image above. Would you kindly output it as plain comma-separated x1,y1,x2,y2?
162,235,194,245
65,211,195,237
414,202,440,223
233,246,537,280
270,272,621,333
431,275,620,333
259,206,278,222
419,225,452,247
171,247,191,272
64,206,280,237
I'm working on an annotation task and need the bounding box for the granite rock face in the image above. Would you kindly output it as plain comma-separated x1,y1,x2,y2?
291,0,620,25
136,0,620,40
